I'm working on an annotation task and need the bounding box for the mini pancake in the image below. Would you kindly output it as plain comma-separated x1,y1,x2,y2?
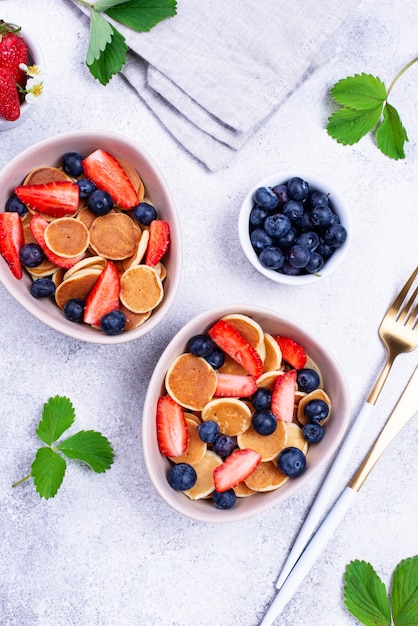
183,412,201,426
44,218,90,258
221,313,264,351
156,262,167,281
256,370,284,391
63,256,106,280
168,418,207,466
23,166,72,185
117,157,145,203
285,422,308,454
183,450,223,500
165,353,217,411
234,482,256,498
76,206,97,230
51,268,66,288
118,303,151,331
262,333,283,372
54,268,102,309
26,264,56,278
219,353,247,376
244,461,289,492
120,265,164,313
122,228,149,271
237,420,287,461
305,355,324,388
89,212,141,260
201,398,252,437
297,388,331,426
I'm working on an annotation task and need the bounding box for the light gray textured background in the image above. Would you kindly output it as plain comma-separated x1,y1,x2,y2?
0,1,417,625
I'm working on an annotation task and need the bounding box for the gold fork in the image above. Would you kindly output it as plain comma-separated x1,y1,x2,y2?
275,265,418,590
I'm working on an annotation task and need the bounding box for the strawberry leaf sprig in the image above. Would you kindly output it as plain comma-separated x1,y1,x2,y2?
343,557,418,625
76,0,177,85
327,56,418,160
13,396,114,499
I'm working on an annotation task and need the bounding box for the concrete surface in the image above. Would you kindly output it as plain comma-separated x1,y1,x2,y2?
0,1,417,625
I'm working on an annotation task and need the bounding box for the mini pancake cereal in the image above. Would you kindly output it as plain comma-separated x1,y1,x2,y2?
2,148,172,335
155,313,333,511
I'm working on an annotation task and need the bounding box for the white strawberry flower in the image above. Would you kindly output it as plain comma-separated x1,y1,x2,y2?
18,63,44,103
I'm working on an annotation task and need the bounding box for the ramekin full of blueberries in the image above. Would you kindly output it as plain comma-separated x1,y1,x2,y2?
238,172,351,285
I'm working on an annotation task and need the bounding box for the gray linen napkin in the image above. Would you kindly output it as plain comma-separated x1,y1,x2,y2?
73,0,359,170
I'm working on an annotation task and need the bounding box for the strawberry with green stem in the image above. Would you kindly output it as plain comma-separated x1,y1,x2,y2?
0,21,28,88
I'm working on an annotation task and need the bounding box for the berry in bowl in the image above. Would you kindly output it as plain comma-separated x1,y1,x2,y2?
0,130,181,343
238,172,351,285
142,305,350,523
0,21,44,130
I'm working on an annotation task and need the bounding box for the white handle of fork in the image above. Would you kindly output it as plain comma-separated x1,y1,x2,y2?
275,401,374,589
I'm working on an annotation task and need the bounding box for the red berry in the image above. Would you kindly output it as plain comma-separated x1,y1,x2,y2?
273,336,306,370
0,66,20,121
214,373,257,398
145,220,170,267
208,319,263,379
82,149,139,209
83,261,120,326
0,211,24,278
213,448,261,492
271,369,297,423
156,396,188,458
15,181,80,218
0,24,28,87
29,214,85,269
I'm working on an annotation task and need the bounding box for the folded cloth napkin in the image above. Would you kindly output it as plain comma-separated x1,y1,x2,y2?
72,0,359,170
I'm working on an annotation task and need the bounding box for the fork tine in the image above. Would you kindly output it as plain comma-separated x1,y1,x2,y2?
397,283,418,325
392,266,418,316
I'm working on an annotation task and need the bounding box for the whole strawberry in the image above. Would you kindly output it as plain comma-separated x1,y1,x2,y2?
0,21,28,88
0,66,20,121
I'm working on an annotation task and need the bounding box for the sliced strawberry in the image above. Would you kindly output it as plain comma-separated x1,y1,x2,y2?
273,336,306,370
15,181,79,218
271,369,297,423
0,66,20,121
145,220,170,267
81,149,139,209
156,395,188,457
30,214,85,269
208,319,263,379
0,212,24,278
213,448,261,492
83,261,120,326
214,373,257,398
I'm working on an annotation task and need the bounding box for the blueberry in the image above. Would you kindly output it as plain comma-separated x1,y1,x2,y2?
282,200,304,223
272,183,289,206
302,422,324,443
280,261,302,276
252,409,277,436
296,231,319,251
167,463,197,490
296,368,320,393
250,206,269,228
250,228,273,253
64,298,85,323
204,348,225,369
305,252,325,274
304,399,329,424
310,205,334,229
287,244,311,269
276,227,297,251
324,224,347,248
62,152,84,177
254,186,279,210
87,190,114,216
188,334,214,357
30,278,55,299
287,177,309,202
19,243,44,267
76,178,97,199
259,246,285,270
213,435,236,458
251,387,272,410
212,489,237,510
309,191,329,208
316,242,334,261
296,211,315,232
277,447,307,477
5,194,28,217
264,214,291,238
100,310,126,335
133,202,158,226
198,420,220,444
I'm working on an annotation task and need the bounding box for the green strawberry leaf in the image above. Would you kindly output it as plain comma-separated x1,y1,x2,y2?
376,102,408,160
31,447,67,499
344,560,391,626
36,396,75,446
94,0,129,11
87,21,128,85
391,556,418,625
327,105,383,145
106,0,177,32
86,10,114,65
330,73,387,110
56,430,114,473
